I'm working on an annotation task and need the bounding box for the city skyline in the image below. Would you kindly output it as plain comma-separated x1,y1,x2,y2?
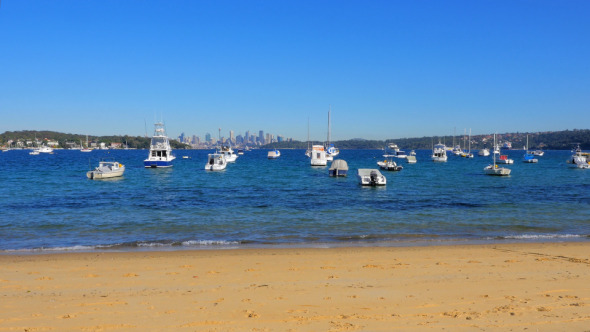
1,1,589,140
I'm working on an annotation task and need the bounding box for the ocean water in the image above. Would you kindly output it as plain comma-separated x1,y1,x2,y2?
1,148,589,252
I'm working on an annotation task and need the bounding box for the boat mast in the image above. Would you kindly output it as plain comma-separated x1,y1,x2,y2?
327,105,331,146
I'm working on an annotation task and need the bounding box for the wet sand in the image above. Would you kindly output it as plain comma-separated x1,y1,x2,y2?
1,242,589,331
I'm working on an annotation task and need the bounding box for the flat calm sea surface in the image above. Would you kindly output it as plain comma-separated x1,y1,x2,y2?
1,149,589,252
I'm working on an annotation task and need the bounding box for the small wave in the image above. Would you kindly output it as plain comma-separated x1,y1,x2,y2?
495,234,587,240
181,240,240,246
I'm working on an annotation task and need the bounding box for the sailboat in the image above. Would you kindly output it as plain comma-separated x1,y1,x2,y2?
451,128,462,156
522,135,538,163
81,135,92,152
305,118,312,157
325,106,339,160
460,129,474,158
484,134,511,176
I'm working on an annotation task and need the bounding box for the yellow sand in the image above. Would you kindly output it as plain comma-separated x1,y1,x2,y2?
1,242,589,331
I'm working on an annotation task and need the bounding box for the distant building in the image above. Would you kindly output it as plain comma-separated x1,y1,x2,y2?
259,130,264,144
110,142,122,149
277,135,284,143
205,133,211,143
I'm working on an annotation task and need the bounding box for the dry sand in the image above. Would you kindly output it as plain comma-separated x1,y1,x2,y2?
1,242,589,331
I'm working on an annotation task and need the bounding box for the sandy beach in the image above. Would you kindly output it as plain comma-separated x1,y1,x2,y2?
1,242,589,331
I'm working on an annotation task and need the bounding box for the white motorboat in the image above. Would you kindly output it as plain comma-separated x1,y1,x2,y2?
205,153,227,171
484,134,511,176
237,149,244,155
567,144,590,169
310,145,327,166
522,135,538,163
87,160,125,179
357,169,387,186
431,142,448,162
478,148,490,157
219,145,238,162
29,149,40,155
406,155,417,164
144,122,175,168
329,159,348,177
267,149,281,159
409,150,416,156
532,150,544,156
496,154,514,164
377,157,403,171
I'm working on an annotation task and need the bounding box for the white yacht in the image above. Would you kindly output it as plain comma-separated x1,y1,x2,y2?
310,145,327,166
567,144,590,169
478,148,490,157
484,134,511,176
357,169,387,186
267,149,281,159
431,142,448,162
532,150,544,156
384,143,407,158
144,122,175,168
87,160,125,179
205,153,227,171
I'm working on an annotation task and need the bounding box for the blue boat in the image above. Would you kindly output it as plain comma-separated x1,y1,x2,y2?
144,122,176,168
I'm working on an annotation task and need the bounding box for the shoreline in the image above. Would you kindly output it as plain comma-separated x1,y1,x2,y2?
1,242,589,331
2,236,588,255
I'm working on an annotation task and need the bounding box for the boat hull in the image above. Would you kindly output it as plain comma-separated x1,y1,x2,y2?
144,160,174,168
329,169,347,177
87,167,125,180
483,166,511,176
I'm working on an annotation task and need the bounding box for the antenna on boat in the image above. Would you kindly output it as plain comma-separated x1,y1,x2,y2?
144,119,148,138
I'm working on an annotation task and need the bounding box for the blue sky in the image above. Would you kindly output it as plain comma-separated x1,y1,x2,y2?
1,1,589,141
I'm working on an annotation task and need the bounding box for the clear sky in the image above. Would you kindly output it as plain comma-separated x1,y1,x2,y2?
1,1,589,141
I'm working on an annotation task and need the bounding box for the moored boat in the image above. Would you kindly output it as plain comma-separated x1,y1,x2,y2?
484,134,511,176
329,159,348,177
377,157,403,171
496,154,514,164
567,144,590,169
87,160,125,179
205,153,227,171
357,169,387,186
310,145,327,166
267,149,281,159
431,142,448,162
144,122,175,168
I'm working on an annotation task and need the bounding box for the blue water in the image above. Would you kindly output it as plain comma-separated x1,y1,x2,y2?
1,149,589,252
